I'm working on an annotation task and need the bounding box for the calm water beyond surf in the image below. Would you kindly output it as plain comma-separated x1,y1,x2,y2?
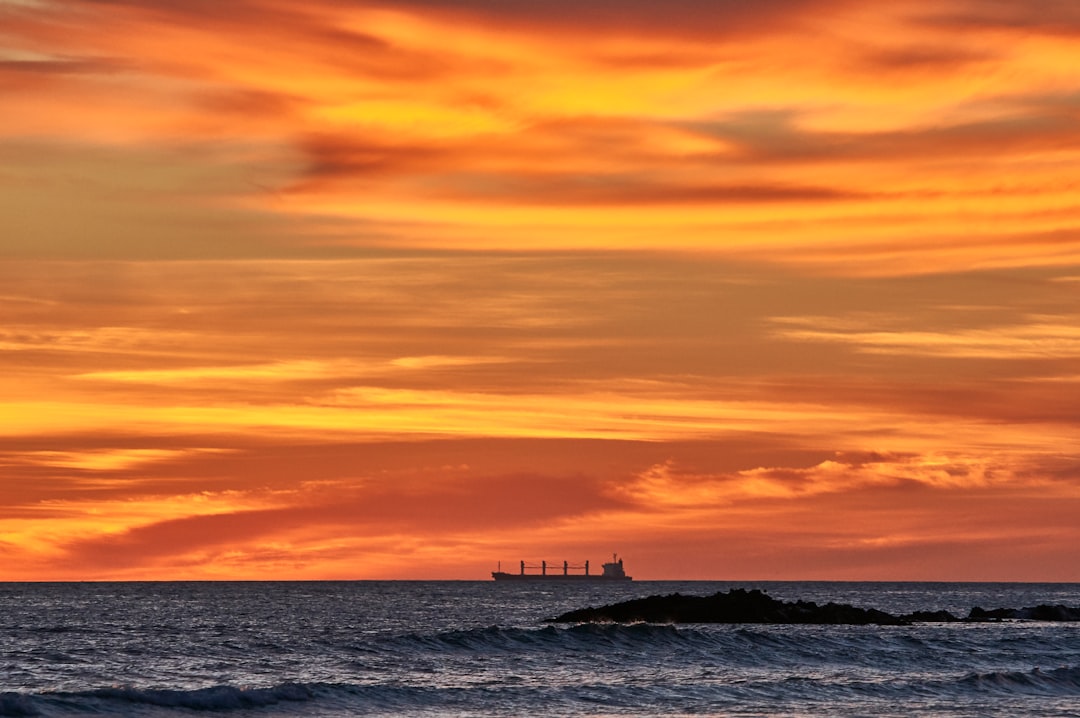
1,581,1078,717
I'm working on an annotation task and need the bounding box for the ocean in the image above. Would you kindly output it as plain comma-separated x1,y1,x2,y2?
1,581,1077,717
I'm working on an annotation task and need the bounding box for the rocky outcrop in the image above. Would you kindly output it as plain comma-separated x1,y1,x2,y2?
901,610,960,623
548,588,1080,625
968,604,1080,621
550,588,906,625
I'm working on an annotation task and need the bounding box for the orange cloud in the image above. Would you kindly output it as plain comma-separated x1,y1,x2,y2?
2,1,1079,580
2,0,1079,269
772,314,1080,359
3,436,1075,580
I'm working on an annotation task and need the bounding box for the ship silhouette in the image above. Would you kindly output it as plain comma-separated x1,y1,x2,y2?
492,553,632,581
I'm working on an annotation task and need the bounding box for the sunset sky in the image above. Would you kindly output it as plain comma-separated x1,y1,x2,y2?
1,0,1078,581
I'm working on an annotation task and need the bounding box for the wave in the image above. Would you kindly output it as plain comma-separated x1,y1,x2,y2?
5,624,1077,716
0,694,37,718
5,667,1079,717
0,683,314,716
378,622,844,670
362,623,1078,679
380,623,981,664
385,622,692,653
955,665,1080,696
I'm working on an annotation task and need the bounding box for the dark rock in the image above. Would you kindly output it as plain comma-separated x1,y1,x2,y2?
549,588,908,625
550,590,1080,626
968,604,1080,622
1026,604,1080,621
968,606,1014,621
901,610,960,623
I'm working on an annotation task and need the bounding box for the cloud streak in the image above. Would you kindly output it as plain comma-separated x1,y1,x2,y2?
2,1,1080,579
773,314,1080,359
1,0,1078,268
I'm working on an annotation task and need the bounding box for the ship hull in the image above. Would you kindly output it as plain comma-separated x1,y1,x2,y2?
491,572,632,581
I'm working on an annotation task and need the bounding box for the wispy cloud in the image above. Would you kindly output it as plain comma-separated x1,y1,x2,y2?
7,448,234,472
3,1,1080,580
2,0,1079,268
616,449,1079,512
773,314,1080,359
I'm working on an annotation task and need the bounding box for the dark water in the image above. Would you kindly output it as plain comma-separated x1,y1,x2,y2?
1,581,1078,716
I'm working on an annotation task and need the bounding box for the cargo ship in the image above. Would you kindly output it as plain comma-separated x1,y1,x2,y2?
491,554,632,581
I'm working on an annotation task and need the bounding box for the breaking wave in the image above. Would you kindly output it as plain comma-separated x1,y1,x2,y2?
4,621,1077,718
956,665,1080,695
0,683,314,716
6,666,1080,717
379,622,1077,670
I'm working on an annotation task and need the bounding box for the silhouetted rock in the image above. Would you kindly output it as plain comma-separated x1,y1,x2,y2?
900,610,960,623
968,604,1080,622
968,606,1013,621
549,588,908,625
1026,604,1080,621
549,589,1080,625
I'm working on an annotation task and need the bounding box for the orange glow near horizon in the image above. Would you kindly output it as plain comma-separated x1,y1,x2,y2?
1,0,1078,580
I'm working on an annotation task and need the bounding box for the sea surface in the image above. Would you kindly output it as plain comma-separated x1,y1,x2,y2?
1,581,1078,717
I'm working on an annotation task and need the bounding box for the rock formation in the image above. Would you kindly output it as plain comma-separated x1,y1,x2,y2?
548,588,1080,625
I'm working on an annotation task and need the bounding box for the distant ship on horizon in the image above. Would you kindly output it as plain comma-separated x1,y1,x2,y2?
491,554,632,581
